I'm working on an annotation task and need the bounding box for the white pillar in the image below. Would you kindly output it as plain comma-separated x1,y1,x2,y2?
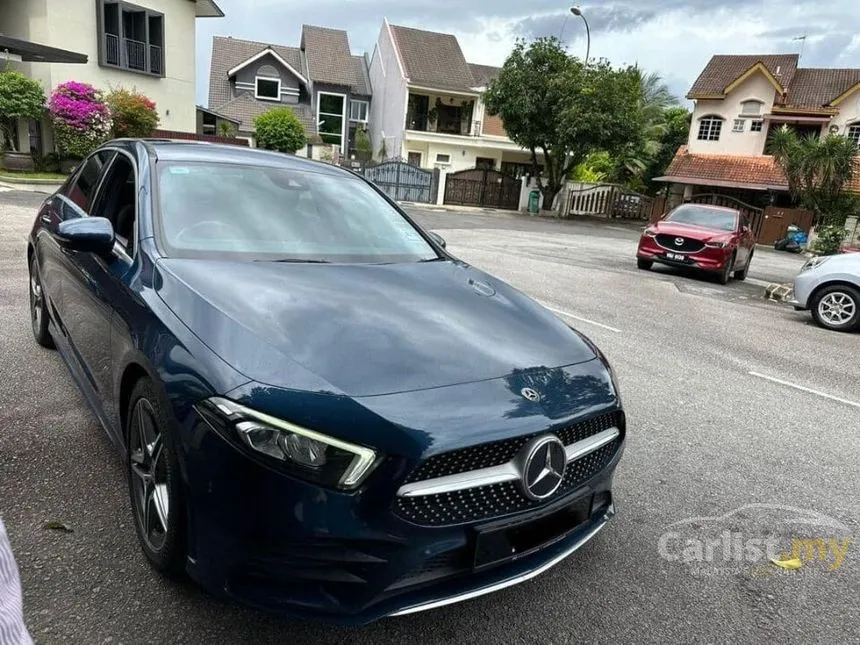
518,176,531,211
683,184,694,201
436,169,447,205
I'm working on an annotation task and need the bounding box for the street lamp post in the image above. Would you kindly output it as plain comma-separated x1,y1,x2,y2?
570,6,590,64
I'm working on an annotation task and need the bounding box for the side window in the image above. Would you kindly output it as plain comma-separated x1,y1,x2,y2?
66,151,115,213
91,154,138,257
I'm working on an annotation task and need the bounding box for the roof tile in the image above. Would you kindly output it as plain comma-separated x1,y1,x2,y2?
688,54,798,97
390,24,476,91
214,92,317,137
784,68,860,107
301,25,356,87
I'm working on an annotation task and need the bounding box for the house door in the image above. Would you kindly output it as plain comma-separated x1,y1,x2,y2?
408,151,422,166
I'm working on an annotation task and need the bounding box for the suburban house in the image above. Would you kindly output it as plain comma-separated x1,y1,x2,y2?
368,19,541,177
0,0,224,154
207,26,372,157
656,54,860,205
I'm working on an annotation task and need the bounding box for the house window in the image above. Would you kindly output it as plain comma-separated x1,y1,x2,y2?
317,92,346,148
349,100,369,122
740,100,763,116
255,77,281,101
476,157,496,169
407,152,422,166
697,116,723,141
98,0,164,77
847,124,860,146
750,120,764,132
732,119,745,133
201,112,217,135
435,153,451,164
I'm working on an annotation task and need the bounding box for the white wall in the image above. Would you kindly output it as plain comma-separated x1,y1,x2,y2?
688,72,777,155
403,138,506,171
830,89,860,133
32,0,200,132
368,20,408,160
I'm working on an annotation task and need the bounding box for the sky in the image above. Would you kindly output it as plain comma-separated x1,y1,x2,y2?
196,0,860,106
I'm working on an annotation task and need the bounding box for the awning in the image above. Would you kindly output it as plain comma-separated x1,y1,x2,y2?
652,175,785,192
763,114,831,124
0,35,87,64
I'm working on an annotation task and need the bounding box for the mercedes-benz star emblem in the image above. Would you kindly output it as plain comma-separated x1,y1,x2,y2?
519,436,567,500
674,237,685,246
520,387,541,402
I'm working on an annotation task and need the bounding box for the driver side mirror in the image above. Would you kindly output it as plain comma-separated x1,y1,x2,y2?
428,231,447,249
57,217,115,256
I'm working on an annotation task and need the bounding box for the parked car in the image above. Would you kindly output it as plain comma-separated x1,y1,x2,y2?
789,253,860,332
636,204,756,284
27,140,625,623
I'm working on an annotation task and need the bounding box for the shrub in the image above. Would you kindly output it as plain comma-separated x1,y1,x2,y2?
812,224,848,256
0,70,46,152
106,88,158,138
49,82,111,159
254,107,306,153
355,126,372,162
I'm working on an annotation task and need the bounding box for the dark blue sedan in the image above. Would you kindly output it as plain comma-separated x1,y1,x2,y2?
27,140,625,623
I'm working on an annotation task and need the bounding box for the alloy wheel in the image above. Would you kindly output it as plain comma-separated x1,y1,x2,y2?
30,271,43,333
129,398,170,552
817,292,856,327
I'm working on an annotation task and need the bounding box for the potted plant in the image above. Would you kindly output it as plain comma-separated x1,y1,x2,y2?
0,69,47,172
48,81,112,172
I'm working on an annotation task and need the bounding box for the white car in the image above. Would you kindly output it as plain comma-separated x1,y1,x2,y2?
790,252,860,332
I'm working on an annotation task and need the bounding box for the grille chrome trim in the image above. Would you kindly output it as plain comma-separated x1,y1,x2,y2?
397,427,620,498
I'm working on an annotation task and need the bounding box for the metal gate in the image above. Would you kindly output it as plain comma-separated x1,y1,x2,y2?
444,168,521,210
689,193,765,239
565,183,657,220
364,160,437,203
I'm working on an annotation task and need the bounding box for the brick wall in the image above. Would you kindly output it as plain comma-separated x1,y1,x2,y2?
482,114,507,137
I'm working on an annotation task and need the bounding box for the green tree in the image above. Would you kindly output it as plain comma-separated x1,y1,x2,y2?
105,88,159,138
217,120,236,138
769,126,858,253
643,107,691,193
254,107,307,153
484,38,643,210
355,126,372,162
0,69,46,152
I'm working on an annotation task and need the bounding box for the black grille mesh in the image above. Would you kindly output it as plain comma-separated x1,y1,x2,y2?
404,411,621,484
655,234,705,253
394,438,620,526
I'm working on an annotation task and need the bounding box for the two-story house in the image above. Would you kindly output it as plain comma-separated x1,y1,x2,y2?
207,26,372,156
656,54,860,204
368,20,541,176
0,0,223,153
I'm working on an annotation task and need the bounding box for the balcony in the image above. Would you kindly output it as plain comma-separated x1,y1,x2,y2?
405,92,479,137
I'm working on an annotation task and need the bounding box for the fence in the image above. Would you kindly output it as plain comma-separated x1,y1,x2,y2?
565,182,662,221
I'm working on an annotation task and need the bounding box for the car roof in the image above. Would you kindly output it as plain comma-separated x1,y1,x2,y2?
105,139,350,177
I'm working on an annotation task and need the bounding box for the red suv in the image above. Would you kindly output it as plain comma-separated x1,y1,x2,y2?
636,204,756,284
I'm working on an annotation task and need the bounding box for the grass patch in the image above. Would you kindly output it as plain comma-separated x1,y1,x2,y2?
0,170,68,181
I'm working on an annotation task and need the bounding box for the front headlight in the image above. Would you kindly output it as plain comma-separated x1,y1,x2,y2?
197,397,378,490
800,255,830,272
705,240,731,248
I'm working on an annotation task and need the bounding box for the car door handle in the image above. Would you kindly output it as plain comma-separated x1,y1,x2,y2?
41,214,51,224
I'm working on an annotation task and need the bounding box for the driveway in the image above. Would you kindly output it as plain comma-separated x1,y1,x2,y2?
1,194,858,644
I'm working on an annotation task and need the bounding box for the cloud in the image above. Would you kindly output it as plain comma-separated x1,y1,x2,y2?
197,0,860,105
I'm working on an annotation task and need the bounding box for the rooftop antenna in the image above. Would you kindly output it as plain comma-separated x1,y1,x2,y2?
793,35,807,60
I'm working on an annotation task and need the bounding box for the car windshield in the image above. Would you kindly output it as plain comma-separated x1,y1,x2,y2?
155,162,439,263
665,205,738,232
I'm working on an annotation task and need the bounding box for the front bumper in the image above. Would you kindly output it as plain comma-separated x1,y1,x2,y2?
178,407,623,624
791,269,824,309
637,237,731,272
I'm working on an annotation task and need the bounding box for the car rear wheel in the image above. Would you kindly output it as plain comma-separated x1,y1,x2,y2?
811,285,860,332
717,253,735,285
637,258,653,270
28,255,54,349
734,249,754,281
127,378,187,575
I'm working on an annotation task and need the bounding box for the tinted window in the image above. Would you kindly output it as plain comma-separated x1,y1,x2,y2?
155,162,438,263
666,205,738,232
91,154,137,256
66,151,114,213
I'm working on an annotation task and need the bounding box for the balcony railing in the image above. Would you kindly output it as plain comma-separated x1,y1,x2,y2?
105,33,120,66
406,118,482,137
149,45,162,75
124,37,146,71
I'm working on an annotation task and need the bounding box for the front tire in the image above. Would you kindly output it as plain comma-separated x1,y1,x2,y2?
127,378,187,575
717,253,735,285
811,285,860,332
734,249,753,281
637,258,653,270
28,254,54,348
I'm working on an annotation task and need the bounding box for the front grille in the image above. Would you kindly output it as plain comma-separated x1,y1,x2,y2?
655,234,705,253
394,438,620,526
403,411,622,484
386,550,469,591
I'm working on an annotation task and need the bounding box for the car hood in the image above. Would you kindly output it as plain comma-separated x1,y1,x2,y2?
155,258,597,397
651,221,734,241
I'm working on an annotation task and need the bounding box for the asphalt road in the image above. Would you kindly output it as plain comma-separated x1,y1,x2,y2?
1,192,858,644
